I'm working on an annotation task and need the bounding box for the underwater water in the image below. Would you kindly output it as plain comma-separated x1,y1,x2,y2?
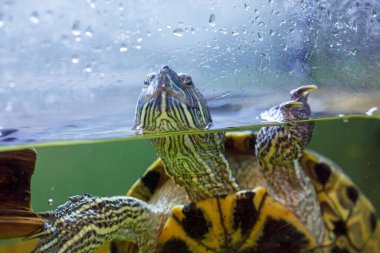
0,117,379,251
30,117,380,214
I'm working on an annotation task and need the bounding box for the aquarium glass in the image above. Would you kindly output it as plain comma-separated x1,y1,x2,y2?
0,0,379,148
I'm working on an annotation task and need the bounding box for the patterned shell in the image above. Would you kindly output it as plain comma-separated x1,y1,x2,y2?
158,187,316,253
110,132,379,253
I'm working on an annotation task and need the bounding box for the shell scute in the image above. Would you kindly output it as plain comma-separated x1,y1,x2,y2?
301,151,379,252
158,187,316,253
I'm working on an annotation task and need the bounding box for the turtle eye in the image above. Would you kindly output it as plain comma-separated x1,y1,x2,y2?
179,74,193,87
144,74,155,87
183,78,193,87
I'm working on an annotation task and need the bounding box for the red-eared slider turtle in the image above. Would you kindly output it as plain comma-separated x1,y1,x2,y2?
32,66,379,253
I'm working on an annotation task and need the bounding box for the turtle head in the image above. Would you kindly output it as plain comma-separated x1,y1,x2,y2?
280,85,317,151
287,84,317,121
134,66,212,133
134,66,238,201
256,85,317,165
260,85,317,123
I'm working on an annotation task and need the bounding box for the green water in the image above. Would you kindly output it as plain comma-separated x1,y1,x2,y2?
0,117,379,250
28,117,380,213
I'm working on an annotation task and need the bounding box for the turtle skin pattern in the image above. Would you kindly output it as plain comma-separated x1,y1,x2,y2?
112,132,379,253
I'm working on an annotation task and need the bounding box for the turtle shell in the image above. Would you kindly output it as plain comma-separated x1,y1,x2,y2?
300,151,380,252
110,131,379,253
158,187,316,253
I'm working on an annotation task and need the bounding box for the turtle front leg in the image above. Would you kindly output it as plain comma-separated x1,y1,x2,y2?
31,194,160,253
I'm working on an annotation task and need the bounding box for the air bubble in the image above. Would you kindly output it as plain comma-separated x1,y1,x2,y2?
220,28,228,34
120,44,128,52
269,29,275,36
173,28,184,37
347,48,357,56
0,14,4,28
137,37,143,42
118,3,124,11
30,11,40,24
84,65,92,73
8,82,16,88
46,10,54,19
72,55,79,64
85,27,94,37
48,198,54,205
258,31,263,41
338,114,348,123
209,14,216,27
72,20,81,36
5,102,12,112
87,0,96,8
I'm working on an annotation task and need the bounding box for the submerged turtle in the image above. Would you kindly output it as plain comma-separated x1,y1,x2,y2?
32,66,379,253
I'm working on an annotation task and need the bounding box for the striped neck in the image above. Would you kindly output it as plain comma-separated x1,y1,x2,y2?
256,123,324,243
152,132,238,201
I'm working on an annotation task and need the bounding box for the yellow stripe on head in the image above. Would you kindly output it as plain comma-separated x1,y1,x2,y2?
134,66,211,133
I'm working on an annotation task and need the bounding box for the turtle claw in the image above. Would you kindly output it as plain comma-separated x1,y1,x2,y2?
24,227,46,241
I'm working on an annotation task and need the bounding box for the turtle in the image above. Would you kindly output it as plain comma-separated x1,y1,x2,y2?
31,66,379,253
